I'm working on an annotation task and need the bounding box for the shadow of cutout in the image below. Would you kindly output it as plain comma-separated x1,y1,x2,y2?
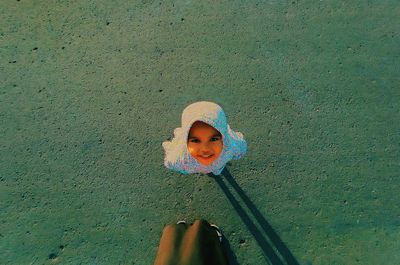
208,167,300,265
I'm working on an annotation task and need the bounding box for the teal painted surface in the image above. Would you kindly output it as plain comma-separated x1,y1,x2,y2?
1,0,399,264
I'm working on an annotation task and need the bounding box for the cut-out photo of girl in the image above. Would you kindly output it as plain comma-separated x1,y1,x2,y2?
162,101,247,175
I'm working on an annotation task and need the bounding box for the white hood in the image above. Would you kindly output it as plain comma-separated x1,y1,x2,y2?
162,101,247,175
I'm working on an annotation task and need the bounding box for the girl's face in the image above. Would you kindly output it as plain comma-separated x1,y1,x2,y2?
187,121,223,166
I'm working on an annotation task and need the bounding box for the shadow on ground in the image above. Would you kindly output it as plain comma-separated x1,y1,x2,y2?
209,168,300,265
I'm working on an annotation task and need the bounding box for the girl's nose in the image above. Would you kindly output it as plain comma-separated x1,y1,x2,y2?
199,143,213,155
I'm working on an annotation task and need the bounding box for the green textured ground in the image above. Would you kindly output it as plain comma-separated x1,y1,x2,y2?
1,0,399,264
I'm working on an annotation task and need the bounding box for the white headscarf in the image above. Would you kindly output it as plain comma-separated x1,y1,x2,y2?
162,101,247,175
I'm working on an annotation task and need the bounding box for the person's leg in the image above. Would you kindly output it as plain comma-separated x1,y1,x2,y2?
153,223,187,265
153,220,228,265
179,219,228,265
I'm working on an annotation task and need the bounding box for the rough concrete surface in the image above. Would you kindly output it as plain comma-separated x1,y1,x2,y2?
1,0,399,264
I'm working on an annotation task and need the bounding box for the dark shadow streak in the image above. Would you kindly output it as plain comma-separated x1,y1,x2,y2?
221,168,300,265
210,172,284,265
208,167,300,265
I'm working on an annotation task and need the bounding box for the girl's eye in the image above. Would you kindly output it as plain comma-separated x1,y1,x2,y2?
189,137,220,143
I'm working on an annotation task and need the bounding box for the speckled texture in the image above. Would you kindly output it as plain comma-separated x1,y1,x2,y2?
1,0,399,264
